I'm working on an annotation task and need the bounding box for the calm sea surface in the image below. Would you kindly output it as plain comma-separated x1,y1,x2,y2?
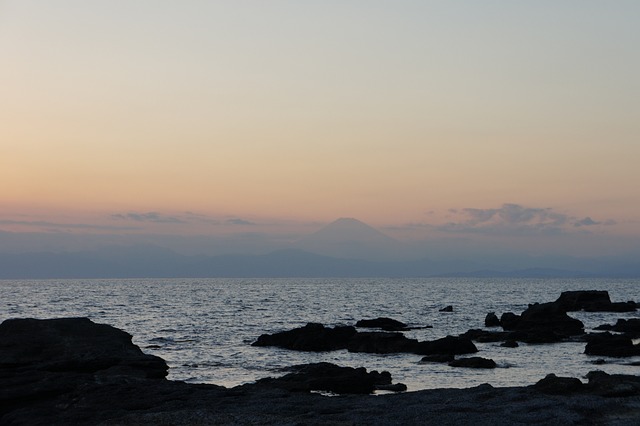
1,278,639,391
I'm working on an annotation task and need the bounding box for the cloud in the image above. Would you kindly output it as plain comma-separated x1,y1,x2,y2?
111,212,186,224
226,218,256,226
434,203,612,235
0,219,139,231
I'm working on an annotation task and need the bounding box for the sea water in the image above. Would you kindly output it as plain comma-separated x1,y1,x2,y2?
1,278,639,391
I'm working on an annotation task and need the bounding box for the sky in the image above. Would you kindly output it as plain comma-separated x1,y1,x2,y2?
1,1,639,260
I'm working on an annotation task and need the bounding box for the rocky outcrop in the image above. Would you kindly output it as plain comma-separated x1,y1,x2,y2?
4,317,640,426
485,312,500,327
585,371,640,397
415,336,478,356
0,317,167,379
255,324,476,355
439,305,453,312
355,317,409,331
584,332,640,357
347,331,419,354
498,302,584,343
594,318,640,337
252,323,357,351
255,362,406,394
460,329,511,343
534,374,584,394
554,290,637,312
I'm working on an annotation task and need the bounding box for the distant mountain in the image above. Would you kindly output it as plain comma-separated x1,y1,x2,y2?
294,217,413,261
1,239,639,279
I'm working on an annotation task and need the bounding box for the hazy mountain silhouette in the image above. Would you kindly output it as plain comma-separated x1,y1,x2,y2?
1,218,639,278
294,217,413,261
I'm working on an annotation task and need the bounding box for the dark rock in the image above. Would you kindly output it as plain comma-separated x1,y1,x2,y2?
255,362,404,394
594,318,640,337
585,371,640,397
415,336,477,356
0,317,167,379
252,323,357,351
347,332,419,354
584,332,640,357
448,357,496,369
355,317,408,331
534,374,584,394
460,329,510,343
500,312,521,330
555,290,637,312
439,305,453,312
501,340,519,348
517,302,584,337
375,382,408,392
420,354,455,363
485,312,500,327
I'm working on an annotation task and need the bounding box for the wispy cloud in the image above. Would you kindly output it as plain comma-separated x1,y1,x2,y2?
111,212,186,224
404,203,616,236
0,219,139,231
226,218,256,226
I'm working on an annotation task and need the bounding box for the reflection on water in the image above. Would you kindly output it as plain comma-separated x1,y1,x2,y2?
1,277,639,391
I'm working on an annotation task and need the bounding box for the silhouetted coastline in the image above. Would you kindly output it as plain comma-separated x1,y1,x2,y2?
3,290,640,424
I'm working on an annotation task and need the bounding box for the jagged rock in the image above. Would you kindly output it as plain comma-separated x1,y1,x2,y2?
449,357,496,369
534,374,584,394
517,302,584,336
555,290,637,312
252,323,357,351
355,317,409,331
501,340,519,348
499,302,584,343
485,312,500,327
584,332,640,357
255,362,404,394
415,336,477,356
439,305,453,312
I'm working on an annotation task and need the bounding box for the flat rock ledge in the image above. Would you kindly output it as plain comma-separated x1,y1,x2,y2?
2,317,640,426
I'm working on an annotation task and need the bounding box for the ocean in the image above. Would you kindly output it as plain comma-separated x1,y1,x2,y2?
1,277,639,391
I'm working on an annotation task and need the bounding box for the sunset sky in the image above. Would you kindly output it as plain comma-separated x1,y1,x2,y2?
1,1,639,259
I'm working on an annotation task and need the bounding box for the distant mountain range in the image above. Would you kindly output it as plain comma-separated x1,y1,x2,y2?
0,218,639,278
0,247,638,279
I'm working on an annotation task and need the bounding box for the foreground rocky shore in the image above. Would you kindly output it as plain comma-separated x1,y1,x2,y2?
2,291,640,425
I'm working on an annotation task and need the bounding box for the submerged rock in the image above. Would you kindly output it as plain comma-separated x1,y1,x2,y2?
420,354,455,363
439,305,453,312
